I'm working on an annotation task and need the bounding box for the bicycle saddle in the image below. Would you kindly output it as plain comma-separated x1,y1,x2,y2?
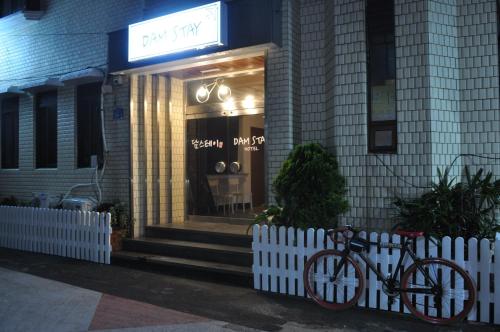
395,230,424,238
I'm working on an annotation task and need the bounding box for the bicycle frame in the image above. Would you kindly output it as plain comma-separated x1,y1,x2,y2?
334,237,438,295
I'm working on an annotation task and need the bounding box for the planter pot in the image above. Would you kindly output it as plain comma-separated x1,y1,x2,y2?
111,228,126,251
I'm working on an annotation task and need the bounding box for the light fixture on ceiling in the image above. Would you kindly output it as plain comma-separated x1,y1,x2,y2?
242,95,255,109
195,78,231,103
223,97,236,112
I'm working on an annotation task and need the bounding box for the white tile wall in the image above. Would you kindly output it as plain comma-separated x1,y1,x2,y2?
1,0,499,233
0,1,142,208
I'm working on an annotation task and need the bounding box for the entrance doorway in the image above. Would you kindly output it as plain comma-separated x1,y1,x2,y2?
184,69,265,221
129,55,266,234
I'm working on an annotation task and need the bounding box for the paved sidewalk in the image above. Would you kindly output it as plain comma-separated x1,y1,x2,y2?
0,267,257,332
0,248,496,332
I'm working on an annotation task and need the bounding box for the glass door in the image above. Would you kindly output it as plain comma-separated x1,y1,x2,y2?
185,72,265,220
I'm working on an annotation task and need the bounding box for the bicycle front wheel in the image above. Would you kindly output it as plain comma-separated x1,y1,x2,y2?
304,249,364,310
401,258,476,325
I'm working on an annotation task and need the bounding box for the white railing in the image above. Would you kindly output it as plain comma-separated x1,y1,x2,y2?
252,225,500,325
0,206,112,264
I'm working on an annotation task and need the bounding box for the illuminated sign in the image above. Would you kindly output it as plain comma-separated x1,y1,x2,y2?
191,139,224,149
234,136,265,151
128,1,227,62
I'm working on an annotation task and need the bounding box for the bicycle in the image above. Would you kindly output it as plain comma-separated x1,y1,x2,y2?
303,226,476,325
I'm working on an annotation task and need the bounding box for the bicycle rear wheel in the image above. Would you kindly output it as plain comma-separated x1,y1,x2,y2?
401,258,476,325
304,249,364,310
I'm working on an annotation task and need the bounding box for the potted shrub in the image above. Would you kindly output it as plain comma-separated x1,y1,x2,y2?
253,143,349,230
97,201,131,251
393,166,500,240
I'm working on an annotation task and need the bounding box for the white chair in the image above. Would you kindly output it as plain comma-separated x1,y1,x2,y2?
207,177,234,215
228,177,253,213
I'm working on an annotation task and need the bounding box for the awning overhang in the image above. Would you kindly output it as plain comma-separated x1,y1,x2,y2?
19,78,63,92
0,85,26,96
60,68,104,86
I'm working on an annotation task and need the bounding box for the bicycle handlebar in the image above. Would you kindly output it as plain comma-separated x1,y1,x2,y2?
327,225,355,244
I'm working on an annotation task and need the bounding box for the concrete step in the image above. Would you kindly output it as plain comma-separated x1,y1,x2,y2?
122,237,252,267
112,250,253,286
145,226,252,247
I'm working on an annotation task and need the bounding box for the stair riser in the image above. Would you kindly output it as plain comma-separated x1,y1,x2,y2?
112,255,252,287
145,227,252,247
122,240,252,267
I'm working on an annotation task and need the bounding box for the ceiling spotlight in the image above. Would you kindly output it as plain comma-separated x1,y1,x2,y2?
223,97,236,112
217,84,231,101
196,85,210,103
242,95,255,109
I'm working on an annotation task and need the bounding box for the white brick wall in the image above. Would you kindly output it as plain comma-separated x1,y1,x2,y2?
294,0,500,230
1,0,499,233
300,0,326,144
265,0,302,201
0,0,143,206
459,0,500,177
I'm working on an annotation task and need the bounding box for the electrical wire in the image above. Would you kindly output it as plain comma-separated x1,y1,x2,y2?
374,153,500,190
58,65,110,206
374,154,431,189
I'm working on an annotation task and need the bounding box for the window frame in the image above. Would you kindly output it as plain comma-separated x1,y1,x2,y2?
366,0,397,154
35,90,58,169
1,97,19,169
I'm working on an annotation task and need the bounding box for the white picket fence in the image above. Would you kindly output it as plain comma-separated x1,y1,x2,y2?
252,225,500,325
0,206,112,264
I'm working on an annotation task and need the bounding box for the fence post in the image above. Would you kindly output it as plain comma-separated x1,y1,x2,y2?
91,212,98,262
261,225,269,291
99,212,106,263
278,226,287,294
467,237,478,321
315,228,325,301
269,226,278,292
494,233,500,324
379,232,389,311
296,228,305,297
389,233,401,312
368,232,378,310
287,227,296,296
251,224,261,290
104,213,111,264
479,238,491,323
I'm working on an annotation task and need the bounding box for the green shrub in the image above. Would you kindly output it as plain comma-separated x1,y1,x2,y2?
0,196,33,207
97,201,132,236
269,143,349,229
0,196,19,206
394,166,500,240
